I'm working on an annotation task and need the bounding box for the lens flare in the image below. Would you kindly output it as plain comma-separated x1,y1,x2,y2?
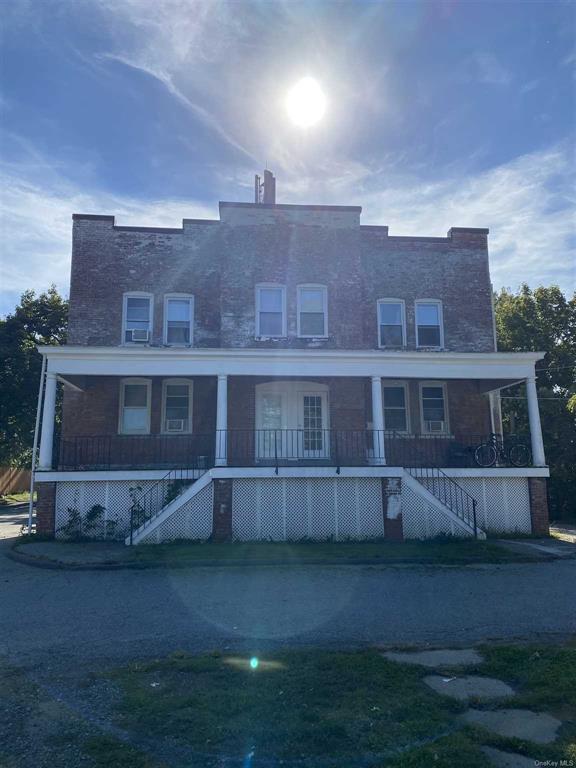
286,77,327,128
250,657,259,670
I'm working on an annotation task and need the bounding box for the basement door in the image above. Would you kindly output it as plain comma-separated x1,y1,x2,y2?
255,382,330,460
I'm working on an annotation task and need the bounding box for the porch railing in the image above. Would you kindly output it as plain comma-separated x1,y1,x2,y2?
55,431,532,472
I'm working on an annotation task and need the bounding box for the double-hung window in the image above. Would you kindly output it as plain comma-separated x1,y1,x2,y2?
378,300,406,347
297,285,328,337
383,383,409,432
416,300,444,348
162,379,193,433
164,295,193,345
420,382,448,434
123,293,152,343
256,285,286,337
119,379,151,434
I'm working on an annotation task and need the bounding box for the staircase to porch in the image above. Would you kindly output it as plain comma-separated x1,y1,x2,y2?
125,430,487,544
404,466,483,539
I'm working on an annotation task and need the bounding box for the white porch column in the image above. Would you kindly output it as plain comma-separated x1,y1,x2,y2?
489,391,503,436
371,376,386,465
526,376,546,467
215,374,228,466
38,372,57,470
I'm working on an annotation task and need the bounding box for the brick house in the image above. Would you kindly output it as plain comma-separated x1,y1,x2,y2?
35,172,549,544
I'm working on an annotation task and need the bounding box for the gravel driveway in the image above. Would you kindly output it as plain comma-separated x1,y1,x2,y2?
1,513,575,670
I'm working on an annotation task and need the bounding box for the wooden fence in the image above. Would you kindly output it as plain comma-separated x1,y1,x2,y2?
0,467,30,496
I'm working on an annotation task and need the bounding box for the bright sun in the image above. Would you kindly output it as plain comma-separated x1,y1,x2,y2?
286,77,327,128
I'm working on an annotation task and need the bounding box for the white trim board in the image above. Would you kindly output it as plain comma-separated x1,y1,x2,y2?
35,466,549,483
39,345,545,381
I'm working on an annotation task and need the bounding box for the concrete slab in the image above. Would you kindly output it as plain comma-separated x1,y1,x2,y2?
461,708,562,744
383,648,484,668
481,746,537,767
424,675,514,700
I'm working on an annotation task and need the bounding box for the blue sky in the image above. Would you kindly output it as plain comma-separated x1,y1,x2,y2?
1,0,574,316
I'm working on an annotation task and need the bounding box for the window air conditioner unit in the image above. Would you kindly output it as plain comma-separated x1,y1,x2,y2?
130,329,149,342
166,419,186,432
426,420,445,433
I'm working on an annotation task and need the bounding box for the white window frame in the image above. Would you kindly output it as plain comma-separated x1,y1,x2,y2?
163,294,194,346
161,378,193,434
255,284,287,338
415,299,444,349
118,378,152,435
419,381,450,435
297,284,328,338
377,299,406,348
382,380,410,433
122,292,153,345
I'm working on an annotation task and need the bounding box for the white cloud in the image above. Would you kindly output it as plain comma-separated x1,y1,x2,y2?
1,142,574,317
0,164,215,315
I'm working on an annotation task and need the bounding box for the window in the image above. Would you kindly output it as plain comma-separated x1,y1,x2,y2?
162,379,193,433
164,295,193,345
420,382,449,434
416,300,444,348
256,285,286,337
383,383,409,432
378,300,406,347
123,293,152,343
119,379,151,434
297,285,328,337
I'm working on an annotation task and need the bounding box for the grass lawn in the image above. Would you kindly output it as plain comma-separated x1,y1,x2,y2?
129,538,540,566
0,491,32,505
1,644,574,767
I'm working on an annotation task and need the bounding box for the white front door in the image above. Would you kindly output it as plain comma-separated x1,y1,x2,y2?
255,382,330,460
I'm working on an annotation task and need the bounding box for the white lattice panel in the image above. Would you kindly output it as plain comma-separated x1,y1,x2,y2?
55,480,157,540
358,480,385,538
139,482,214,544
232,478,383,541
335,478,359,539
401,481,463,539
285,480,308,539
455,477,531,534
259,480,285,540
231,478,258,540
309,479,335,540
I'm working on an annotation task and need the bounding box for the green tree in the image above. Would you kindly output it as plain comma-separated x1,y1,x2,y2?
0,287,68,466
494,285,576,520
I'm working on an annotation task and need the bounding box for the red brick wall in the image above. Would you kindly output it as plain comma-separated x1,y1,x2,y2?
528,478,550,536
36,483,56,537
68,215,494,353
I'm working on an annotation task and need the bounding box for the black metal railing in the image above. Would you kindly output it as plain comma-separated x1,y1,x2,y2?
128,465,206,545
55,431,531,472
405,465,478,538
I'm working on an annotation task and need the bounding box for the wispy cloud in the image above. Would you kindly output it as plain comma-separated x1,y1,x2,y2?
471,52,513,86
1,141,573,317
0,160,215,316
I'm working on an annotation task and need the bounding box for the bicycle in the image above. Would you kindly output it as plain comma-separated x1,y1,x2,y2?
474,433,531,468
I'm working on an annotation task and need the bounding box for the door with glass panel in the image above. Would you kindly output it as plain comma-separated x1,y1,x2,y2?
255,383,330,461
255,392,286,459
299,391,329,459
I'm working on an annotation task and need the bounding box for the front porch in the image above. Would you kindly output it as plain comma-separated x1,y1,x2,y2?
53,429,533,471
33,346,549,543
34,345,547,475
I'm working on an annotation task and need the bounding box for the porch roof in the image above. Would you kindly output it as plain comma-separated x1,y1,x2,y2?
38,345,545,381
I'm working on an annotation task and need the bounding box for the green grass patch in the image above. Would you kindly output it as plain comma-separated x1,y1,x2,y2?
108,649,463,764
131,538,538,565
0,491,32,505
82,735,157,768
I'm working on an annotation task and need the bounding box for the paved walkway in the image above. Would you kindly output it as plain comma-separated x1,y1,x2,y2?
1,511,575,670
